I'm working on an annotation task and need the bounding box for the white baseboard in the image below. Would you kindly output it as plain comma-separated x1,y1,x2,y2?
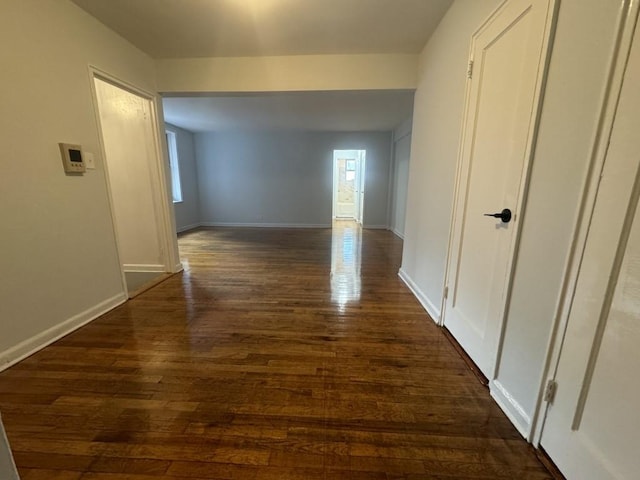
398,268,441,323
391,227,404,239
490,380,531,438
198,222,392,230
176,222,202,233
200,222,331,228
0,292,127,372
363,224,388,230
123,264,166,273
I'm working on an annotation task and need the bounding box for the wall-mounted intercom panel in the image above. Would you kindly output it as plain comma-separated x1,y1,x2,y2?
59,143,86,173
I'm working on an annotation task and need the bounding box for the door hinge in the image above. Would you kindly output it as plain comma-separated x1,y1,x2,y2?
544,379,557,403
467,60,474,79
444,286,449,299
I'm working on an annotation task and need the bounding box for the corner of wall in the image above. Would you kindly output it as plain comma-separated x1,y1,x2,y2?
398,268,441,323
0,293,127,373
490,380,531,438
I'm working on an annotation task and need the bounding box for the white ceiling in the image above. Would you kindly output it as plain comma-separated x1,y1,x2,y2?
163,90,415,132
72,0,453,59
74,1,435,132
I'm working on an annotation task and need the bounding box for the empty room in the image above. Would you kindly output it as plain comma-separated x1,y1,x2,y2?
1,1,639,479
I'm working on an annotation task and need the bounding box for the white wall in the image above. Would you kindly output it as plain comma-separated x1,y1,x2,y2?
400,0,623,437
194,131,392,228
390,118,412,238
157,54,418,93
401,0,502,319
166,123,200,232
0,0,156,367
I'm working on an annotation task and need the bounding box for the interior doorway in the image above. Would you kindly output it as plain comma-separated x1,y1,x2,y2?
333,150,366,223
92,73,178,297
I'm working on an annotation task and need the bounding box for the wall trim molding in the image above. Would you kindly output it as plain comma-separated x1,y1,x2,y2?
123,264,166,273
491,379,531,438
176,222,202,233
196,222,391,230
398,268,440,323
391,227,405,239
363,224,389,230
200,222,331,229
0,293,127,373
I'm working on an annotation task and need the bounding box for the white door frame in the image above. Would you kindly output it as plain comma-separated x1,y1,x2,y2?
439,0,558,380
531,0,639,445
356,150,366,224
332,151,342,220
87,66,181,295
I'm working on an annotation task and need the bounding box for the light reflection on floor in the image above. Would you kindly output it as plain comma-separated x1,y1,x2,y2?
330,220,362,312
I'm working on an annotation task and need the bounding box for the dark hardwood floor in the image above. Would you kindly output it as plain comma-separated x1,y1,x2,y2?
0,223,553,479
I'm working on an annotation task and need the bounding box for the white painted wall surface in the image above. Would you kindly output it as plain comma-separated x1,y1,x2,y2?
401,0,502,320
195,131,391,228
0,0,156,367
157,54,418,93
95,79,164,272
390,118,412,238
166,123,200,232
493,0,622,434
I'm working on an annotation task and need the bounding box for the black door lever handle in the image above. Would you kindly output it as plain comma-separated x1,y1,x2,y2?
483,208,512,223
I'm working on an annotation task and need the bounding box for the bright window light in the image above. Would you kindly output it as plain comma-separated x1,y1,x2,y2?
165,130,183,203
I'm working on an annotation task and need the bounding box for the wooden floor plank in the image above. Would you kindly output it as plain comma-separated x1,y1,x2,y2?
0,224,553,479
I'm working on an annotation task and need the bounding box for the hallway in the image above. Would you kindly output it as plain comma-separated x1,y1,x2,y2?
0,224,553,479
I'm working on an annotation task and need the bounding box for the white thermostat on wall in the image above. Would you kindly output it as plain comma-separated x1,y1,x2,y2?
59,143,86,174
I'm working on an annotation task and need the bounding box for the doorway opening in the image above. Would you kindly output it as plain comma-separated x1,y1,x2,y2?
333,150,366,224
92,73,178,298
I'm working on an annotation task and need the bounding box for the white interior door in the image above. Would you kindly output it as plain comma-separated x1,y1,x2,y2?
95,78,166,273
540,8,640,478
443,0,555,378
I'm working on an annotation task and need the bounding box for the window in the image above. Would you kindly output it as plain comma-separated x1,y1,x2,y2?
165,130,182,203
345,159,356,181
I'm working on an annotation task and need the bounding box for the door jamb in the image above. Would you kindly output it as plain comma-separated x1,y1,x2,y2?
357,151,366,224
332,151,340,220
